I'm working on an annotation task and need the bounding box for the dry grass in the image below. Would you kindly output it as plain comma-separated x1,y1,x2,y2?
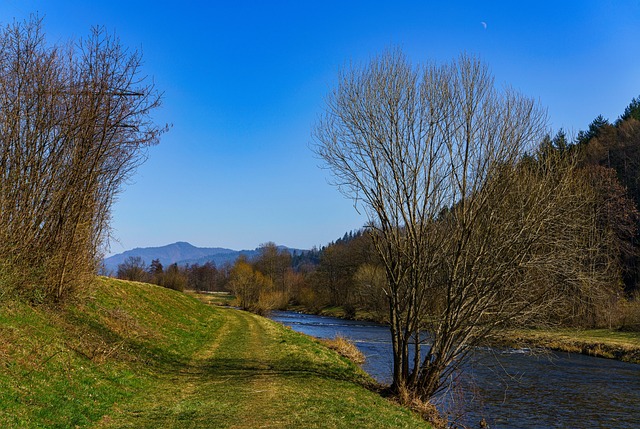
394,384,448,429
320,335,366,365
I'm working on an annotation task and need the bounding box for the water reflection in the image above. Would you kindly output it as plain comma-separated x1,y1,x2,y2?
270,310,640,429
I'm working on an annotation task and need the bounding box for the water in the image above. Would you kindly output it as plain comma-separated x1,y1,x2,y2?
270,310,640,429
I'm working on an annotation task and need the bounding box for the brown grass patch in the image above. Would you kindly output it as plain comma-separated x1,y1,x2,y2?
320,335,366,364
102,307,149,338
395,384,448,429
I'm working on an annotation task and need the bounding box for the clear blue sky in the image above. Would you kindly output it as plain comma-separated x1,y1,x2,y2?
2,1,640,254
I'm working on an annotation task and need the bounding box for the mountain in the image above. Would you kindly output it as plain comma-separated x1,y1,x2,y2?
102,241,301,274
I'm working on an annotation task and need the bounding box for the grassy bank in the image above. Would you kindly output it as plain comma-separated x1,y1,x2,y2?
494,328,640,364
0,278,430,428
287,304,386,324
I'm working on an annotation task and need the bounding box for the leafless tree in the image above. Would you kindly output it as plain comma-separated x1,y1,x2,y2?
313,49,607,403
254,242,293,293
0,17,165,302
117,256,149,282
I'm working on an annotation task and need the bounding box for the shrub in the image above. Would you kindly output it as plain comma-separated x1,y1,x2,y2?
619,295,640,331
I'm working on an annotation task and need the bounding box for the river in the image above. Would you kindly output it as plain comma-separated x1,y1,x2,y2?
270,310,640,429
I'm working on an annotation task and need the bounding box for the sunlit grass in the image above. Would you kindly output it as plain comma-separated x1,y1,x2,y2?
185,290,235,306
0,278,430,428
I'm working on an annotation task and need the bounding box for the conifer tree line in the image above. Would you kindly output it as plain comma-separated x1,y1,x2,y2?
0,17,165,302
117,256,229,294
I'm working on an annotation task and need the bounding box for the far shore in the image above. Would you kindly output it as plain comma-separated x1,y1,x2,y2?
286,303,640,365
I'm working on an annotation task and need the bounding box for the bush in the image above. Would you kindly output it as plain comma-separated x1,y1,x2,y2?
251,291,289,315
343,303,357,319
160,264,187,292
619,296,640,331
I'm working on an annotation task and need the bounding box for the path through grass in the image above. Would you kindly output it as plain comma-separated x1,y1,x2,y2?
98,307,428,428
0,278,429,428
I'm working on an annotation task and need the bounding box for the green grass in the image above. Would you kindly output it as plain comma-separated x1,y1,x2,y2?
187,290,236,306
0,278,430,428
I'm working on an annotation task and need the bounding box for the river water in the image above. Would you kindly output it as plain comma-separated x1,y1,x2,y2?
270,310,640,429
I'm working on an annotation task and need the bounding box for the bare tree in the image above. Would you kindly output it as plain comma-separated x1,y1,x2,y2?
313,49,606,403
0,17,165,302
117,256,149,282
253,242,292,293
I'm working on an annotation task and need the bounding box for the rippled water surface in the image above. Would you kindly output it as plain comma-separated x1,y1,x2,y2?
270,311,640,428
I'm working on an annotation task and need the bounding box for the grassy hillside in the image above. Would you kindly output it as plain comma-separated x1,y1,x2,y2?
0,277,430,428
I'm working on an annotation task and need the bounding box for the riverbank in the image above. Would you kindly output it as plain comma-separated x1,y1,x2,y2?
0,278,430,428
282,303,640,364
492,328,640,364
288,304,387,324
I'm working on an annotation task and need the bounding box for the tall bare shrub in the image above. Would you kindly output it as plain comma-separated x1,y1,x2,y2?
0,17,164,302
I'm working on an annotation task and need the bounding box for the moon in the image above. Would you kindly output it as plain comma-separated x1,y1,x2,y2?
481,21,487,30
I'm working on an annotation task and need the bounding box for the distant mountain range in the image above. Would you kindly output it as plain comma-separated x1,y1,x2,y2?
102,241,303,274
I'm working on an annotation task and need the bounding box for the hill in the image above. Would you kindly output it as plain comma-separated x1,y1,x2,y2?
103,241,304,273
0,278,431,428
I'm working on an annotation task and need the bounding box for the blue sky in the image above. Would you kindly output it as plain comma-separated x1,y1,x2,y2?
2,1,640,254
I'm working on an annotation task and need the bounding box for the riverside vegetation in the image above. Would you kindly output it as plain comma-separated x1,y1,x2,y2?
289,303,640,364
3,14,640,427
112,49,640,408
0,277,432,428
